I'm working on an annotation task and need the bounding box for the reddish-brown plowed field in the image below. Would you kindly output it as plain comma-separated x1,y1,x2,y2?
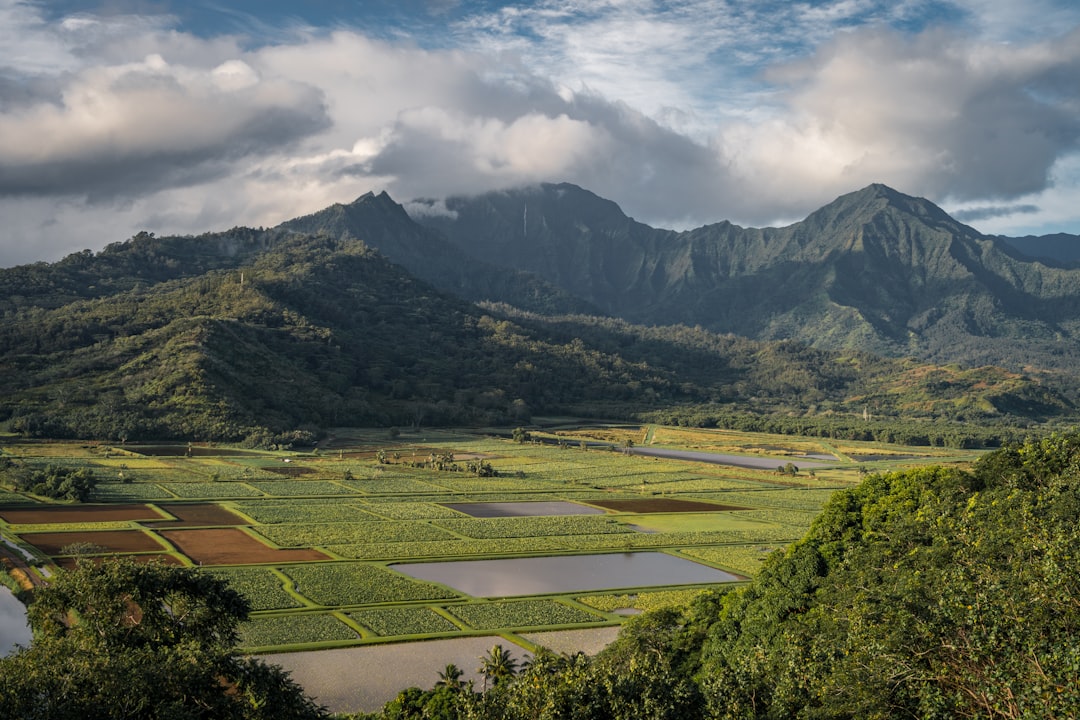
158,528,329,565
588,499,749,513
0,504,166,524
20,529,167,555
55,554,184,570
152,503,248,527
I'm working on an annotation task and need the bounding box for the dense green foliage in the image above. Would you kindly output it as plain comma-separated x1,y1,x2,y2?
354,433,1080,719
1,190,1074,444
417,183,1080,372
0,559,327,719
7,463,98,501
697,434,1080,718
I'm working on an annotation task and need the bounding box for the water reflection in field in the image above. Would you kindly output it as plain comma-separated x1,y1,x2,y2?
265,627,621,714
392,552,741,597
0,586,31,657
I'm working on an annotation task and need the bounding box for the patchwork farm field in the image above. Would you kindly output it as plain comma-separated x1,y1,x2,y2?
0,426,982,657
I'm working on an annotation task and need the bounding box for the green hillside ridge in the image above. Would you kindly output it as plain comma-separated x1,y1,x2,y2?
279,192,597,316
1,222,1068,443
411,183,1080,371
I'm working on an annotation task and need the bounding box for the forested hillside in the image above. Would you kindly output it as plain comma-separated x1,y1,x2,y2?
354,432,1080,719
2,225,1069,444
412,183,1080,372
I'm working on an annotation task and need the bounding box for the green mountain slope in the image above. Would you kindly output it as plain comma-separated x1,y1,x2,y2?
412,183,1080,371
278,192,597,315
997,232,1080,265
1,222,1068,442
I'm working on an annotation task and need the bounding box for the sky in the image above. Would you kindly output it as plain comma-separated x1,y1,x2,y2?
1,0,1079,267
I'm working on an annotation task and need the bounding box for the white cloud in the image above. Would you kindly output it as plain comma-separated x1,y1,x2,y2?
713,25,1080,223
1,1,1079,267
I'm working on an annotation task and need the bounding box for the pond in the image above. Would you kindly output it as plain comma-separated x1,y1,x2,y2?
442,501,606,518
264,627,620,714
0,586,31,657
391,552,742,597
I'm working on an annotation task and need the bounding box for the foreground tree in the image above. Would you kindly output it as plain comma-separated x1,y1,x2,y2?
700,437,1080,719
0,558,327,719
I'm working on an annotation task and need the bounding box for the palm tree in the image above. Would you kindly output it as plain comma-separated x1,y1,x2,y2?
478,644,518,690
435,663,465,691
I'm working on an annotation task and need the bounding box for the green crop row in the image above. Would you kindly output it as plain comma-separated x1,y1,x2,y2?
432,515,633,540
448,600,602,630
421,478,560,493
8,521,135,533
159,482,263,498
94,483,175,501
341,476,445,494
544,529,794,551
679,545,784,576
208,567,303,611
248,480,359,497
0,490,39,505
635,477,761,492
577,588,714,613
258,520,456,547
326,536,566,560
349,606,460,637
240,613,357,648
732,508,819,528
235,501,378,525
360,502,466,520
706,489,839,511
282,563,459,606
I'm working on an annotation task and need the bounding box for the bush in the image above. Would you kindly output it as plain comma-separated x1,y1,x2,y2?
15,465,97,502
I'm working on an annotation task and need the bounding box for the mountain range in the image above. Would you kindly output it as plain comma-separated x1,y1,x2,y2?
404,183,1080,371
1,183,1078,443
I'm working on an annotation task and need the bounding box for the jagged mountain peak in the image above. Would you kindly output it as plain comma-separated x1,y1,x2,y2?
349,190,398,206
802,183,968,236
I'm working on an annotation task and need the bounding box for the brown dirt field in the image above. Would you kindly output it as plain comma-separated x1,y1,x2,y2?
588,499,749,513
152,503,249,527
20,530,166,555
54,554,184,570
159,528,329,566
0,504,166,524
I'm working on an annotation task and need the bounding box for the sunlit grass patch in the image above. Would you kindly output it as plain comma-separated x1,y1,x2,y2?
360,502,466,521
732,508,819,528
208,567,304,610
282,563,459,605
624,512,778,534
680,544,785,576
159,482,264,498
432,515,633,540
327,536,566,560
240,613,358,648
257,521,456,547
577,588,713,613
235,501,378,524
340,474,446,494
94,483,174,502
249,480,358,497
349,606,461,637
448,600,603,630
708,488,840,511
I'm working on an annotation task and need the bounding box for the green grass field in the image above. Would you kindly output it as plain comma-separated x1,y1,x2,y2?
0,426,982,652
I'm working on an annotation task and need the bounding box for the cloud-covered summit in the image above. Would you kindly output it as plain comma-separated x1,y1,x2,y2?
0,0,1078,266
